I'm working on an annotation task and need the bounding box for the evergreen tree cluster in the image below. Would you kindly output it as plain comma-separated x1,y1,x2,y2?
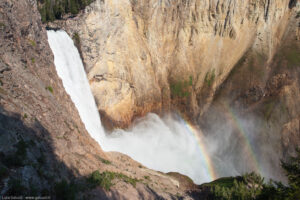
208,148,300,200
210,173,264,200
37,0,94,23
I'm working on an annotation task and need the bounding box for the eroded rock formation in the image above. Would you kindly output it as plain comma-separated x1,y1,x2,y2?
1,0,299,198
200,7,300,168
0,0,199,198
54,0,296,129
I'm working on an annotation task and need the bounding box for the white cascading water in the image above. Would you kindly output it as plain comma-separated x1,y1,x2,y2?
47,30,107,149
47,30,215,183
47,30,284,184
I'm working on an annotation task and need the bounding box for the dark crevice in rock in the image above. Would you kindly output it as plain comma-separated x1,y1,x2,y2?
289,0,297,9
264,0,271,21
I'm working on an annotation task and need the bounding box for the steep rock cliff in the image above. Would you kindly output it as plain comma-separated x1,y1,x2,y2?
0,0,109,195
200,7,300,163
0,0,198,198
54,0,296,128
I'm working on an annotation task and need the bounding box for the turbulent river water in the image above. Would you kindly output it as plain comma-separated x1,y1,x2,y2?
47,30,283,184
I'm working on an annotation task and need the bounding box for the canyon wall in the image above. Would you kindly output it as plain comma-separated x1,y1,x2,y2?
200,7,300,163
0,0,195,198
0,0,109,195
1,0,299,197
55,0,296,128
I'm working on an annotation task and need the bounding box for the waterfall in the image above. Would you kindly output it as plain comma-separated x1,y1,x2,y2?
47,30,107,149
47,30,284,185
47,30,217,184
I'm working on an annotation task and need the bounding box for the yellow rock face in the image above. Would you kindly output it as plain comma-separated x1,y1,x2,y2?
60,0,294,128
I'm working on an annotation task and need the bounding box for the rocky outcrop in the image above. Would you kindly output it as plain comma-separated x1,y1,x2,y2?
53,0,296,128
0,0,109,195
0,0,199,198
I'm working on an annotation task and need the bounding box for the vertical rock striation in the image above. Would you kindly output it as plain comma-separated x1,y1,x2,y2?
55,0,295,128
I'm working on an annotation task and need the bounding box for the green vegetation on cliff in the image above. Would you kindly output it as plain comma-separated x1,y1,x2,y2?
37,0,94,23
205,148,300,200
46,86,54,93
170,76,193,98
96,155,112,165
205,69,215,87
207,173,264,200
88,170,139,190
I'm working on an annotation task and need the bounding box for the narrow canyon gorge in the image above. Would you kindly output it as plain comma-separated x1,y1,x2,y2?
0,0,299,199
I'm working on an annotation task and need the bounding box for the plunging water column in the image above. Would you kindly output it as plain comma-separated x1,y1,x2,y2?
47,30,107,149
47,30,235,184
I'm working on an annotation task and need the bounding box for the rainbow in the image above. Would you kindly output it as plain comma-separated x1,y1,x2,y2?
222,102,261,173
173,100,261,182
177,114,218,181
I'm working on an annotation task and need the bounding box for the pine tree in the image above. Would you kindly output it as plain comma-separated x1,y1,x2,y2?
281,148,300,199
37,0,95,23
69,0,79,15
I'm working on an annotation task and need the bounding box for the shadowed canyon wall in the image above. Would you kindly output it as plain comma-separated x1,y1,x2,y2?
0,0,201,198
